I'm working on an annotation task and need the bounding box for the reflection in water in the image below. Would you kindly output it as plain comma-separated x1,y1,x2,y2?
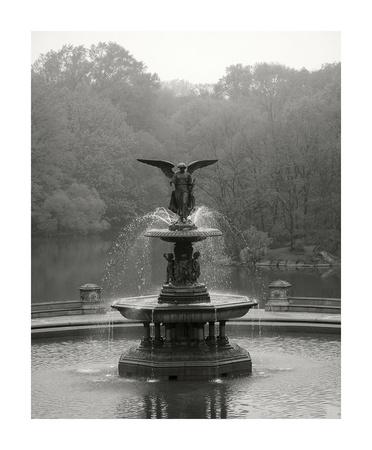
143,394,164,419
116,383,229,419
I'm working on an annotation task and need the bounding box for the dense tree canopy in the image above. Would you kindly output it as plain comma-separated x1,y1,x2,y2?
32,42,340,254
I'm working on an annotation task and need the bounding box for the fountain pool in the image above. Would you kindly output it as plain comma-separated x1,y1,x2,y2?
31,326,340,419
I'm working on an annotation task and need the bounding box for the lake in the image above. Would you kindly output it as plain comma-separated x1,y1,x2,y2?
32,232,341,307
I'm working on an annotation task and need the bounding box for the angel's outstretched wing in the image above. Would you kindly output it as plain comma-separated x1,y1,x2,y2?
187,160,218,175
137,159,175,179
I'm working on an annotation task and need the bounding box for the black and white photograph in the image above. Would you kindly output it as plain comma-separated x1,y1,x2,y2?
4,1,372,444
30,29,341,419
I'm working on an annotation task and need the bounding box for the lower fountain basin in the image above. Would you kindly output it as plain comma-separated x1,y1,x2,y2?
31,328,341,418
111,293,258,323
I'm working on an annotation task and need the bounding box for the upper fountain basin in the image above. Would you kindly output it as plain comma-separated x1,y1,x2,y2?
144,227,222,242
111,293,258,323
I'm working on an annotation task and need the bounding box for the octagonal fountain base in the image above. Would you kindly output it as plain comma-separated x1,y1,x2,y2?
118,342,252,381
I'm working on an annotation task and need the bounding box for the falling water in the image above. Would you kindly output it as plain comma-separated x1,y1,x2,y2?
192,206,247,290
150,309,155,381
102,205,247,297
107,311,114,350
214,307,219,381
102,208,176,298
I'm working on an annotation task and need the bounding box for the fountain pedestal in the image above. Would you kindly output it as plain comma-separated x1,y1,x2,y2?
158,283,210,303
118,340,252,381
80,284,106,314
112,222,257,381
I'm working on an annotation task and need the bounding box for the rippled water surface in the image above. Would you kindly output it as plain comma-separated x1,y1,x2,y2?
32,331,340,419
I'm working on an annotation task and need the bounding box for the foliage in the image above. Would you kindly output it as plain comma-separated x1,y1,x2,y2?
239,226,273,264
32,43,340,254
35,183,109,234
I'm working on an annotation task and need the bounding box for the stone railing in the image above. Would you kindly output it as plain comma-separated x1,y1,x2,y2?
31,284,106,318
265,280,341,313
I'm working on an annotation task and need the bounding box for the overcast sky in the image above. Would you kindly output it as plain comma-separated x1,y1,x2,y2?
32,31,340,84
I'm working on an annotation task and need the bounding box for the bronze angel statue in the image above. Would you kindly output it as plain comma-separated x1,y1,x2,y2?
137,159,218,221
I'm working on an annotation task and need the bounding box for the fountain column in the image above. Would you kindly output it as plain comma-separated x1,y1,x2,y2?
219,321,226,337
171,325,176,342
187,323,194,343
154,322,163,345
206,321,216,344
142,322,151,346
165,324,172,343
218,320,228,345
197,323,205,342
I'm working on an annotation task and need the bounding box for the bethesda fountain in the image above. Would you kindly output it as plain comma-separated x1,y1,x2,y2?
111,158,257,380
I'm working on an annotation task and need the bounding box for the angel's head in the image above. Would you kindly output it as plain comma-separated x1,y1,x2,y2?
177,162,187,172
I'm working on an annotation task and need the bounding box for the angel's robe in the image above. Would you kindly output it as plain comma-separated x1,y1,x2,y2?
169,171,194,218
